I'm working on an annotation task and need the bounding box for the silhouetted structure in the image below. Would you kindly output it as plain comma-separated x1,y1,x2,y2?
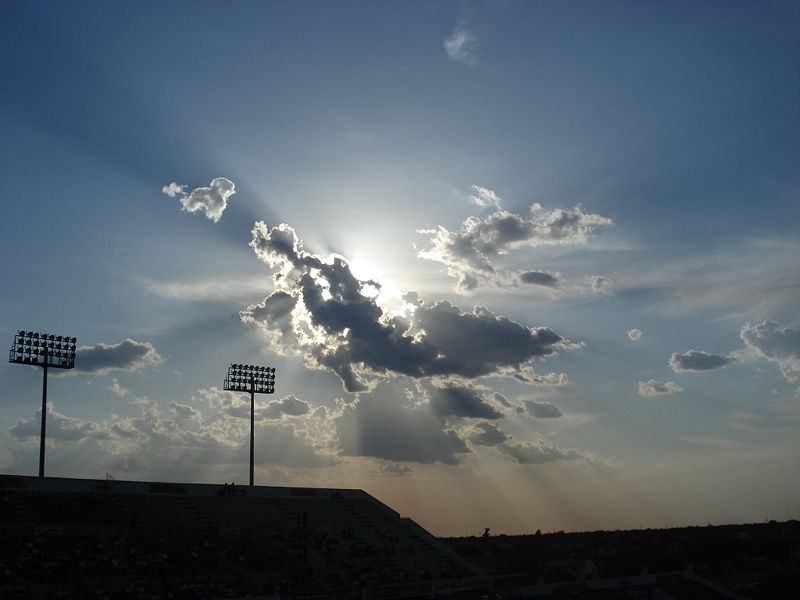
8,330,76,477
0,474,487,599
224,363,276,487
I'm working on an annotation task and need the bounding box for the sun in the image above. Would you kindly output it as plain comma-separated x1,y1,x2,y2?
346,256,405,311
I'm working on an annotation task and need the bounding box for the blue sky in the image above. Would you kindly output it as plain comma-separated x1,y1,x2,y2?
1,1,798,536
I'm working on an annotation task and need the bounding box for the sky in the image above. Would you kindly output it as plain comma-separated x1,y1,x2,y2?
1,1,798,537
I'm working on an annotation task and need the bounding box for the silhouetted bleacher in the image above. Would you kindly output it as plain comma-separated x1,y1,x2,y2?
0,474,488,600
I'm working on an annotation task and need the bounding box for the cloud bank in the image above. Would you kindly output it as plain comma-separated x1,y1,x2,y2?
241,221,570,392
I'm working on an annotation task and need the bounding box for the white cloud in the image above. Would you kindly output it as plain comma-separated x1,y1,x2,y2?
443,23,477,66
739,320,800,383
627,329,643,341
417,186,612,293
638,379,683,397
470,185,501,208
169,401,202,420
163,177,236,222
109,378,128,397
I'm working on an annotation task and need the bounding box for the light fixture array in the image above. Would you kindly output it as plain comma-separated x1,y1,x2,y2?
9,330,77,370
224,363,276,394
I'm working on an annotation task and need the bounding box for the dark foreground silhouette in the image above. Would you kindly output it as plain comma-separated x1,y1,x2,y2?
443,520,799,599
2,474,796,599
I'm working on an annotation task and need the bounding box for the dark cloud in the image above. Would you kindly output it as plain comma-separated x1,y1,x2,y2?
638,380,683,397
519,271,559,287
429,385,503,419
469,422,510,446
261,395,311,419
740,320,800,383
163,177,235,222
335,388,470,465
418,187,611,292
498,440,594,465
74,338,162,374
243,222,569,392
492,392,512,408
524,400,562,418
241,291,298,348
669,350,734,372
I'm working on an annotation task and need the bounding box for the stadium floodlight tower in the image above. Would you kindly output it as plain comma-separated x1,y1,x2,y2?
223,363,276,486
9,330,77,477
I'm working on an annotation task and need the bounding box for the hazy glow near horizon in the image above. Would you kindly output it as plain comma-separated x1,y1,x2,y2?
1,1,798,536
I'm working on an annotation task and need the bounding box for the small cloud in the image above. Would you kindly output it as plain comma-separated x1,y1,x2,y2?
443,23,478,66
381,463,413,476
470,185,501,209
74,339,162,375
627,329,643,341
638,379,683,397
589,275,615,294
163,177,235,222
498,440,596,465
109,378,129,397
669,350,735,373
524,400,562,418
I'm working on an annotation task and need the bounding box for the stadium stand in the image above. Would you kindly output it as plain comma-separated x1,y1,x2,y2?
0,474,489,599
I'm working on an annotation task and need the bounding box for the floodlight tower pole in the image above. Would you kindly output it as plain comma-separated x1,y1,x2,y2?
9,330,77,479
223,363,276,487
39,354,48,477
249,376,255,487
